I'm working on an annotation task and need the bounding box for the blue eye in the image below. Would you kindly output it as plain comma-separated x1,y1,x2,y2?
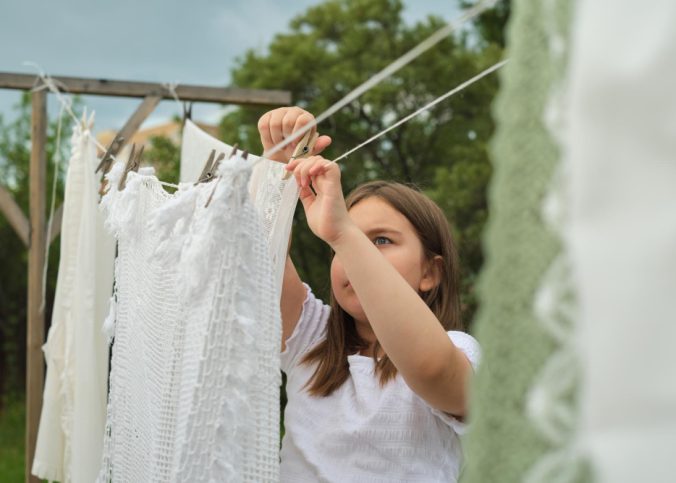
373,236,392,246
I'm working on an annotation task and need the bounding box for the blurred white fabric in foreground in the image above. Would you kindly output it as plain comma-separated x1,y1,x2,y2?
566,1,676,481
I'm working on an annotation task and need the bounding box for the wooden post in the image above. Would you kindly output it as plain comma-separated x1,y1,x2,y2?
26,89,47,483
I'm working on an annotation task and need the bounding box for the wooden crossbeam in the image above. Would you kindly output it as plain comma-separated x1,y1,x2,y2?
0,184,29,246
105,94,163,162
0,72,291,106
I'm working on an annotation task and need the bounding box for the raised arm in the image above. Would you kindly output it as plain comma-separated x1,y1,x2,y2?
279,255,306,351
256,107,332,350
284,155,472,417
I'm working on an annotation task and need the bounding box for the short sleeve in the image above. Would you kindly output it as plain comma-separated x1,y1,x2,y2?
280,283,331,373
429,331,481,435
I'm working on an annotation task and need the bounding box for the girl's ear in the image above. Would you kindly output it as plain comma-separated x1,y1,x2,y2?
420,255,443,293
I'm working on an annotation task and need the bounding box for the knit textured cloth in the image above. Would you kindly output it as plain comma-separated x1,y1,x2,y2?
32,123,115,483
460,0,589,482
98,155,280,482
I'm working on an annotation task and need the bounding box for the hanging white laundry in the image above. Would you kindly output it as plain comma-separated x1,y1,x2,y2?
99,154,281,482
97,164,185,482
158,155,281,482
180,119,300,295
565,1,676,481
32,122,116,482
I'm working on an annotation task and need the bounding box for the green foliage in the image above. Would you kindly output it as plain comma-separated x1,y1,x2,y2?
220,0,506,327
0,394,25,480
462,0,511,48
0,93,77,395
145,134,181,185
0,1,509,399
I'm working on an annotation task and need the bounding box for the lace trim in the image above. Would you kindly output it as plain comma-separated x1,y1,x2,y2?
525,0,587,480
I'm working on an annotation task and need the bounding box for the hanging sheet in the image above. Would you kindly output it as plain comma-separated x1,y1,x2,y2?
32,123,115,483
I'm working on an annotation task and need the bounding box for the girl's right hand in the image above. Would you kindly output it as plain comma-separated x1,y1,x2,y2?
257,107,332,163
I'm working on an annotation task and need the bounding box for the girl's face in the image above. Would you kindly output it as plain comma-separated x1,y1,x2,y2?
330,196,439,324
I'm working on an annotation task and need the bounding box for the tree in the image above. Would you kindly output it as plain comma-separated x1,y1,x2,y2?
219,0,506,325
0,93,76,398
462,0,511,48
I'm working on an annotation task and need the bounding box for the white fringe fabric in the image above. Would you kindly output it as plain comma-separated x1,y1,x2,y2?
98,154,281,482
181,119,300,298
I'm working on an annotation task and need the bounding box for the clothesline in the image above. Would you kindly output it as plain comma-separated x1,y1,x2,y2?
34,57,506,188
25,0,501,311
26,62,182,189
254,0,498,164
331,59,508,164
27,0,498,180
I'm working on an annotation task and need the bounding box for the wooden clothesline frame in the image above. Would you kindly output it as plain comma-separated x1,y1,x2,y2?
0,71,291,483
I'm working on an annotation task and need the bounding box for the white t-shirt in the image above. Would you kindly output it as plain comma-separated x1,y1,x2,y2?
280,285,481,483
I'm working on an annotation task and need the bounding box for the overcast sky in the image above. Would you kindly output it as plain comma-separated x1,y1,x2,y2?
0,0,460,133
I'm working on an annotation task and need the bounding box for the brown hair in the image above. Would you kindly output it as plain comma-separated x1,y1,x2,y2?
301,180,462,396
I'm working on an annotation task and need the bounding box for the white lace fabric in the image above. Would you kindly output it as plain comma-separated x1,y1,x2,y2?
98,154,281,482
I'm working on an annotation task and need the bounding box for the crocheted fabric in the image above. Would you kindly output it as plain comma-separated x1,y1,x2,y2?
98,155,280,482
460,0,589,482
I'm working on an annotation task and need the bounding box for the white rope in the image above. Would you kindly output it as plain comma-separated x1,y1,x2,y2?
39,101,67,313
24,62,181,190
251,0,499,167
161,81,184,116
25,0,498,191
24,62,180,314
331,59,508,163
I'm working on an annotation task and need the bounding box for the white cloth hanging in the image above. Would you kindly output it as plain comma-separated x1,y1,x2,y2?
98,155,281,482
565,1,676,481
97,164,183,482
32,123,115,482
180,119,300,295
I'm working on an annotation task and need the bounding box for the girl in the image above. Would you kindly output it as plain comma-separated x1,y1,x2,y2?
258,107,480,482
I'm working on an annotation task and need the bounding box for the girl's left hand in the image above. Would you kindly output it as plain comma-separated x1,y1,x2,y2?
285,155,353,246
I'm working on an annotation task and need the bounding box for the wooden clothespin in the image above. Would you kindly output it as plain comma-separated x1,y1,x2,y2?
118,144,144,190
79,107,95,132
195,150,216,185
97,135,125,196
282,130,318,180
81,108,88,131
229,144,239,159
204,145,243,208
96,135,125,174
195,150,226,185
212,152,226,172
182,102,193,125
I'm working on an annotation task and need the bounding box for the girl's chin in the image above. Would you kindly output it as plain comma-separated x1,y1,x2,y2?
335,294,364,320
342,304,367,324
